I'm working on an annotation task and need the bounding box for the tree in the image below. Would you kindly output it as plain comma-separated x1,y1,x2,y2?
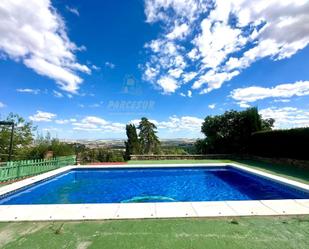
125,124,140,159
198,107,274,154
0,113,36,161
22,133,75,160
138,117,160,154
194,139,208,154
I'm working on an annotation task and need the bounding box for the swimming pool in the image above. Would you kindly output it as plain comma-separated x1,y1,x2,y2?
1,166,308,205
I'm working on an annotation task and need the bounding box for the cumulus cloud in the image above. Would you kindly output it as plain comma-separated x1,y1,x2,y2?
0,101,5,108
143,0,309,95
29,111,56,122
156,116,203,131
0,0,90,93
231,80,309,106
35,114,204,137
72,116,125,133
130,115,203,132
166,23,189,40
260,107,309,129
157,76,179,94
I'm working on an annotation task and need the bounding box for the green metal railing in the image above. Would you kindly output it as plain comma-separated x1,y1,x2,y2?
0,155,76,182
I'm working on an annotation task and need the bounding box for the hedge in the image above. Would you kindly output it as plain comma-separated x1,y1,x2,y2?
249,127,309,160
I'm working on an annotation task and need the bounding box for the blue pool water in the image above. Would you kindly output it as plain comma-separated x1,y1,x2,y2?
0,166,308,205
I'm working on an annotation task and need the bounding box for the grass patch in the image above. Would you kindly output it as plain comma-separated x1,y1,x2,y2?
128,159,309,184
128,159,232,164
0,216,308,249
233,159,309,184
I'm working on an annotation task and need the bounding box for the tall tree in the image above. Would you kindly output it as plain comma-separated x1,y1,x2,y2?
125,124,140,159
0,113,36,161
138,117,160,154
198,107,274,154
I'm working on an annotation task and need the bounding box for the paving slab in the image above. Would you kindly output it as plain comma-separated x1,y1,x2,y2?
191,201,237,217
261,200,309,215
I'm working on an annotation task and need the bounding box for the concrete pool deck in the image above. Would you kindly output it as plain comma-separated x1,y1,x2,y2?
0,163,308,221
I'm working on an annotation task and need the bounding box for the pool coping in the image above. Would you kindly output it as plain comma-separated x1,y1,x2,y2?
0,163,308,221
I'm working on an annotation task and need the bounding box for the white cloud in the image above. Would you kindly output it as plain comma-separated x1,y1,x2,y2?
143,0,309,95
72,116,125,133
29,110,56,122
180,90,192,97
130,115,203,132
0,101,5,108
91,65,101,71
193,70,239,93
182,72,197,83
53,90,64,98
89,101,103,108
66,6,79,16
187,90,192,97
193,19,243,69
231,81,309,105
157,76,179,94
274,99,291,103
260,107,309,129
55,119,69,124
144,0,208,24
0,0,90,93
16,88,40,94
208,104,216,109
156,116,203,131
166,23,189,40
54,118,76,125
105,62,115,69
168,68,183,78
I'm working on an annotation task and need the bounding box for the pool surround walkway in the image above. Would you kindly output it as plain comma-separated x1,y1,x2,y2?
0,163,308,221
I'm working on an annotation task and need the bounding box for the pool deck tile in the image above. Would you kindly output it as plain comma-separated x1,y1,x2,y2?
0,204,120,221
191,201,238,217
225,200,278,216
115,203,156,219
260,200,309,215
155,202,197,218
295,199,309,208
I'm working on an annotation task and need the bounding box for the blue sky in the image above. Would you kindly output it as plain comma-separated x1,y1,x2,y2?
0,0,309,139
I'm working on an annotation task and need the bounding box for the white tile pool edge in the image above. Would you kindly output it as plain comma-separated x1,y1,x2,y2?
0,163,308,221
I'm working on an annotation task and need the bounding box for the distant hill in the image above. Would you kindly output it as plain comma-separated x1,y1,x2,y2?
60,138,197,149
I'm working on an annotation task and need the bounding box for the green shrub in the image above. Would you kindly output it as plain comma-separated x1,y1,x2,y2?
161,146,188,155
249,127,309,160
79,148,125,164
14,134,75,160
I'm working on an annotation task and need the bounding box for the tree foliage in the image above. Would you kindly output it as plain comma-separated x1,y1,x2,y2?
19,133,75,160
79,148,125,163
197,108,274,154
125,117,161,157
0,113,36,161
138,117,161,154
124,124,140,159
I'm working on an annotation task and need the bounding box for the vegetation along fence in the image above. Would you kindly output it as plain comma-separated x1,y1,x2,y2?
0,155,76,182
